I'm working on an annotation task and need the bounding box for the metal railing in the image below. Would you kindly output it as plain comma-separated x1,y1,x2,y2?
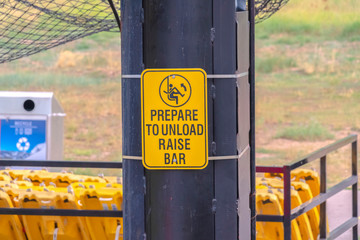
0,159,123,217
256,134,358,240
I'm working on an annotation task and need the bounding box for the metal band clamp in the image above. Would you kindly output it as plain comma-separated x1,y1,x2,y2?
121,72,248,79
123,145,249,161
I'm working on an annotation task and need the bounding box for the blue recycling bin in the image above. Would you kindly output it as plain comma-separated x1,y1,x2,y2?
0,91,64,161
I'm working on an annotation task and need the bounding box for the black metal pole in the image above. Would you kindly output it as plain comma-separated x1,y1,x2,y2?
122,0,250,239
121,0,145,239
213,0,238,239
143,1,214,239
248,0,256,238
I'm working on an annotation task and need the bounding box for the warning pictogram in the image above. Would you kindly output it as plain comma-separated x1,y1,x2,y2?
159,74,191,107
141,69,208,170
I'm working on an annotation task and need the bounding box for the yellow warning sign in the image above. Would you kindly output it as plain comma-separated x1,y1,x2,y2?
141,68,208,170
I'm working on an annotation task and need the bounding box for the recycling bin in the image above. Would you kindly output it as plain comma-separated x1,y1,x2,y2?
0,91,64,161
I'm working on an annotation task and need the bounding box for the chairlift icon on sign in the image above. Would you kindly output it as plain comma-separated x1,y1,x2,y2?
163,75,186,105
160,74,191,107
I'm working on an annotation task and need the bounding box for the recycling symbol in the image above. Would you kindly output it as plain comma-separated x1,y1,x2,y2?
16,137,30,151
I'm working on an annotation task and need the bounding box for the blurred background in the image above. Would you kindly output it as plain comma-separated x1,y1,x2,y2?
0,31,121,175
0,0,359,184
255,0,360,186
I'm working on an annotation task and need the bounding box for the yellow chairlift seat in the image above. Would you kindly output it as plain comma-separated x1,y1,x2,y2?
79,188,123,240
0,181,20,189
53,174,107,188
3,187,32,208
19,191,91,240
71,182,122,190
3,169,48,181
291,169,320,198
271,188,314,240
0,190,27,240
256,188,302,240
104,176,122,185
292,181,320,239
264,169,321,197
24,172,60,186
0,173,13,181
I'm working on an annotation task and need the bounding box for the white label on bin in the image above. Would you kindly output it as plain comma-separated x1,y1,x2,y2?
0,119,47,160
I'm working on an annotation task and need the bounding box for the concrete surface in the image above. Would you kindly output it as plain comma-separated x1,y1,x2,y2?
327,190,359,239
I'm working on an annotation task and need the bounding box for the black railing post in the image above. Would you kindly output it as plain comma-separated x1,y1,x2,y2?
256,135,358,239
352,141,358,240
283,166,291,240
320,155,327,239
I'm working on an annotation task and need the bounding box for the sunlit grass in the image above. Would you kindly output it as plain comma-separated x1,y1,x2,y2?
0,72,103,88
276,121,334,141
256,0,360,43
256,55,297,73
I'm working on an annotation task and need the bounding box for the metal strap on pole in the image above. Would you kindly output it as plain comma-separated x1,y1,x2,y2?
121,72,248,79
123,146,250,161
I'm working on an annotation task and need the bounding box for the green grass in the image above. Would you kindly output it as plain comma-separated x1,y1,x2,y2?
72,168,97,176
72,32,120,51
256,0,360,44
276,121,334,141
0,72,103,88
71,148,99,157
256,56,297,73
256,148,280,154
342,21,360,41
